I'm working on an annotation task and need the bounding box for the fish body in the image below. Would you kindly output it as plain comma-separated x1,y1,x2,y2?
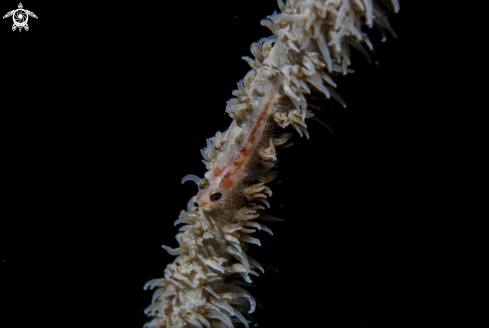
196,76,284,211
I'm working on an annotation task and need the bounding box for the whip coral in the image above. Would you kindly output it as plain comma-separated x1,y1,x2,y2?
143,1,399,327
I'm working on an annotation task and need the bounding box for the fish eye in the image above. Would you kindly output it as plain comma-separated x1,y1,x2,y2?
199,178,209,190
210,191,222,202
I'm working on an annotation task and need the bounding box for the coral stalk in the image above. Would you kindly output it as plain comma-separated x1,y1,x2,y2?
143,1,399,327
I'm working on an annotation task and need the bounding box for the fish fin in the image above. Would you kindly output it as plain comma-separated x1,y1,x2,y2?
234,160,271,183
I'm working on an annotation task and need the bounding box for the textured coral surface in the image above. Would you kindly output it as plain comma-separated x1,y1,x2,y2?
143,1,399,327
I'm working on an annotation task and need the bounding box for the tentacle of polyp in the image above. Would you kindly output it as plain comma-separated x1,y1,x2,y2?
144,1,400,327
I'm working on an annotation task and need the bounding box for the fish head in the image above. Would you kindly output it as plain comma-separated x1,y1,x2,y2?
196,173,234,212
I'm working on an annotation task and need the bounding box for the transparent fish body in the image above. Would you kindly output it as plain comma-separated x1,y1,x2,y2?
196,76,284,211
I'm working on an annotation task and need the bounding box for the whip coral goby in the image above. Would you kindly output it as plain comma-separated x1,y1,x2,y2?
143,1,400,327
183,76,284,213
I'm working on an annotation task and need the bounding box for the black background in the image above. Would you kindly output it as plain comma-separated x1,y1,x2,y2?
0,1,440,328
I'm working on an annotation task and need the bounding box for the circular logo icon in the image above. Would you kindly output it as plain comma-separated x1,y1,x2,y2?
13,9,27,27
